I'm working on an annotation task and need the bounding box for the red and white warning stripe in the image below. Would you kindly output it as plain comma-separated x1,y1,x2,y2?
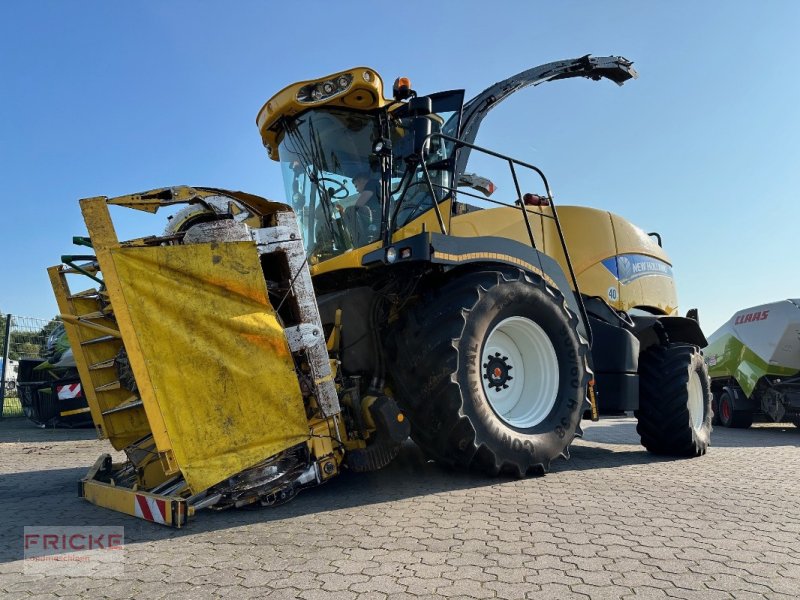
134,494,168,525
56,383,82,400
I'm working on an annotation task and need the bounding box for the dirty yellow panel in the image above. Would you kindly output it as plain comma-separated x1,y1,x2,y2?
109,242,308,493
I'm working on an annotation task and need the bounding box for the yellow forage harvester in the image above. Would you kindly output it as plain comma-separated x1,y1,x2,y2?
52,56,712,527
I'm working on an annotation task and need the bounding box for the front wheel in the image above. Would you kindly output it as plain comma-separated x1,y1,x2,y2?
637,344,712,457
390,269,590,476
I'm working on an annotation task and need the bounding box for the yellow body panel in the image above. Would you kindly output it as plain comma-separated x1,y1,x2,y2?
451,206,545,253
309,200,453,276
393,199,453,243
309,199,677,314
107,242,309,492
451,204,678,314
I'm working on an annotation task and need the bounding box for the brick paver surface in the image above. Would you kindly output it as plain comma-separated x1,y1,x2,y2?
1,417,798,599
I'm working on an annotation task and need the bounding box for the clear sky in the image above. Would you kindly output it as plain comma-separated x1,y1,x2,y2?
1,1,798,335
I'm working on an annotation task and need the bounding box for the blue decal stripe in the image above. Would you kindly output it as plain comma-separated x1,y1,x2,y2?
601,257,619,279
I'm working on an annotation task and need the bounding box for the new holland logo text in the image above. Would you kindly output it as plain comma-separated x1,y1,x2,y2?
601,254,673,284
735,310,769,325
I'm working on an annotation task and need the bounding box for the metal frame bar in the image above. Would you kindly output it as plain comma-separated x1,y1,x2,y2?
420,132,593,344
0,314,11,416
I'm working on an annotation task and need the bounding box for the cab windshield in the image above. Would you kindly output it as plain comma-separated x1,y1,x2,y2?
279,109,383,262
278,106,458,262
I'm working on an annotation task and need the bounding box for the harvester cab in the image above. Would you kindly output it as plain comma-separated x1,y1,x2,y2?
52,55,713,527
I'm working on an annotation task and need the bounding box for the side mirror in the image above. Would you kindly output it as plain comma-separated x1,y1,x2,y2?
458,173,496,197
408,96,432,157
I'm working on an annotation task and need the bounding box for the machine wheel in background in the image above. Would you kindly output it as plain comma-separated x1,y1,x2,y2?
390,268,590,477
718,390,753,429
711,393,721,426
636,344,713,456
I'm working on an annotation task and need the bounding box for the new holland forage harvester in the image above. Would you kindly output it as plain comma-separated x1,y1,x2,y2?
50,55,713,527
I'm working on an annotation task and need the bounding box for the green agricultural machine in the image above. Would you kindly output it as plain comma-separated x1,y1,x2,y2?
705,299,800,428
16,323,92,427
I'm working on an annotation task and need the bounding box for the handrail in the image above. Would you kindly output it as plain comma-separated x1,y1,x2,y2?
418,132,593,344
61,255,104,285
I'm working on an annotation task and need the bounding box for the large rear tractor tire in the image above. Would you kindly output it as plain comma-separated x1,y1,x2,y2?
390,269,590,476
718,391,753,429
636,344,712,456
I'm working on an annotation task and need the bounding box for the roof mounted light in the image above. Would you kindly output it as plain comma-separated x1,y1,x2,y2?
297,73,354,104
393,76,415,101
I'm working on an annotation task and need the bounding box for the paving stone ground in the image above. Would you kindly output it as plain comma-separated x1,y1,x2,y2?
1,416,799,599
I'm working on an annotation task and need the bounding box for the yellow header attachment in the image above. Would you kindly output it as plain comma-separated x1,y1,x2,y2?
256,66,388,161
50,196,309,493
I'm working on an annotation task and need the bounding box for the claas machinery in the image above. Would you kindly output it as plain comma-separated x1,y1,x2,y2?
50,56,712,527
705,299,800,428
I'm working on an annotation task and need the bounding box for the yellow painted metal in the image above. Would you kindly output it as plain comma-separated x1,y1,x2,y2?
81,456,187,528
326,309,343,353
451,204,678,314
451,205,545,251
105,186,210,213
308,200,452,277
308,239,380,273
138,457,172,490
106,241,309,492
105,185,276,214
393,199,453,242
308,417,336,453
81,481,155,522
125,436,173,489
49,264,150,448
257,67,388,161
59,313,122,338
60,407,91,417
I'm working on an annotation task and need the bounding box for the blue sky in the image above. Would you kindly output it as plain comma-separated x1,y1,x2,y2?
1,1,798,335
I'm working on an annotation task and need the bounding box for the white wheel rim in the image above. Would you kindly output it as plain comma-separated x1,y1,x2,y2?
481,316,559,429
687,370,704,432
